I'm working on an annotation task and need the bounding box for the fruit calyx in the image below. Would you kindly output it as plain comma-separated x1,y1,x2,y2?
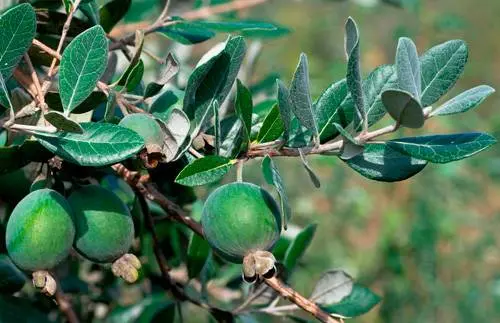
32,270,57,296
111,253,142,283
242,250,277,284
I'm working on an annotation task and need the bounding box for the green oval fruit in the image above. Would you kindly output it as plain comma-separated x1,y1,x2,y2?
201,182,281,263
6,189,75,271
118,114,164,149
68,185,134,263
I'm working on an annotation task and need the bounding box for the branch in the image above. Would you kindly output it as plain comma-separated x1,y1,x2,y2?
264,277,339,323
54,289,80,323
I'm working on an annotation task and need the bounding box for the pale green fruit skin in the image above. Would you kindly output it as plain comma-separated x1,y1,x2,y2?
68,185,134,263
118,114,163,147
201,182,281,263
6,189,75,271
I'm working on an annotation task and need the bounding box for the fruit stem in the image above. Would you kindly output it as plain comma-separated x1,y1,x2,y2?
236,160,245,182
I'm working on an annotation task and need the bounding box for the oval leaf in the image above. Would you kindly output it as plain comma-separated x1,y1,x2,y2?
59,25,108,114
283,223,317,271
262,155,291,230
396,37,421,98
420,40,468,107
345,142,427,182
311,270,354,305
34,122,145,166
45,111,84,133
0,4,36,79
381,89,424,128
175,156,235,187
387,132,496,164
345,17,365,131
257,104,284,143
320,284,381,318
430,85,495,117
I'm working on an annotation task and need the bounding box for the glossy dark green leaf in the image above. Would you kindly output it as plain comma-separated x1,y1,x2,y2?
396,37,421,98
144,54,179,98
0,4,36,80
381,89,424,128
175,156,235,187
197,20,290,38
276,80,294,140
262,155,291,230
218,116,244,158
362,65,398,128
0,295,51,322
430,85,495,117
235,79,253,146
106,293,175,323
315,79,350,142
420,40,468,107
80,2,100,25
124,59,144,92
283,223,317,271
319,284,381,318
387,132,496,164
45,111,84,133
150,89,184,121
257,104,284,143
59,25,108,114
45,91,107,114
345,142,427,182
99,0,131,33
34,122,145,166
184,36,246,134
289,53,318,137
115,31,144,87
104,91,117,122
0,254,26,293
345,17,365,131
310,270,354,307
158,18,215,45
213,100,221,155
0,140,53,174
187,232,211,279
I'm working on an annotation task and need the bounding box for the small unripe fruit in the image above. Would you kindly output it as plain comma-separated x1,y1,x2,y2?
6,189,75,271
118,113,164,154
68,185,134,263
201,182,281,263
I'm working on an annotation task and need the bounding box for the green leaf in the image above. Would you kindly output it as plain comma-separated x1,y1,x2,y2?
396,37,421,98
104,91,117,122
115,31,144,88
276,80,294,140
158,18,215,45
0,254,26,293
187,232,211,279
315,79,350,142
283,223,317,271
310,270,354,307
0,4,36,80
59,25,108,114
387,132,496,164
144,54,179,98
45,91,107,114
420,40,468,107
381,89,424,128
218,116,244,158
196,20,290,38
213,100,221,155
257,104,284,143
0,74,12,117
45,111,84,133
184,36,246,134
333,123,363,160
150,89,184,121
289,53,318,138
0,140,53,174
106,293,175,323
319,284,381,318
80,2,100,25
345,142,427,182
34,122,145,167
158,109,190,162
124,59,144,92
235,79,253,147
345,17,365,131
430,85,495,117
298,149,321,188
99,0,131,33
62,0,72,14
175,156,235,187
262,156,291,230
